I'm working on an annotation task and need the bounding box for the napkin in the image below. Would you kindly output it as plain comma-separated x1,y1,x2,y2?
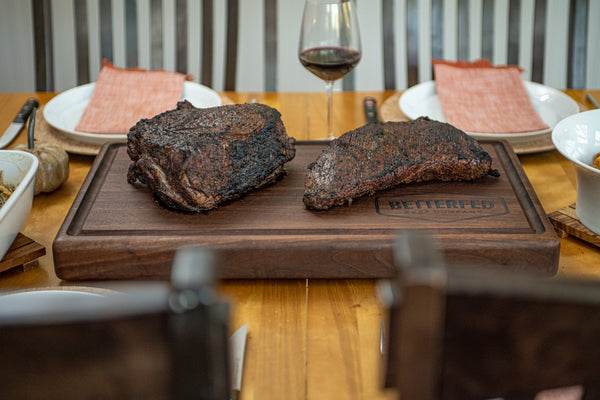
75,60,192,134
432,59,549,133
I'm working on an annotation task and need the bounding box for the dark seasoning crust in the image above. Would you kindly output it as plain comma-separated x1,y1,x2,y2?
303,117,500,210
127,101,296,212
127,104,498,212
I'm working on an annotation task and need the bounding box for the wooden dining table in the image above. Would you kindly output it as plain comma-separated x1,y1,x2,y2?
1,89,599,400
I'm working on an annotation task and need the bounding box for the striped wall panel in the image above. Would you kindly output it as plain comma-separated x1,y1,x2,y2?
382,0,597,90
277,0,326,92
587,0,600,88
236,0,264,92
0,0,598,92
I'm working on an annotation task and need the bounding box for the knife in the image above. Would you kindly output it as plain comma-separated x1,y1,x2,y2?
586,93,600,109
363,97,379,123
0,98,39,149
230,323,248,400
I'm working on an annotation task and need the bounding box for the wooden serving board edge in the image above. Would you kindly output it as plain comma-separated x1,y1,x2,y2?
53,140,560,280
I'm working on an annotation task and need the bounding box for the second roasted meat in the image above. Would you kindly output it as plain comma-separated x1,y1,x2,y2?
304,118,499,210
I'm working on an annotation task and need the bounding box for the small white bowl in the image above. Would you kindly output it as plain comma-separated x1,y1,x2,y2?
0,150,39,260
552,109,600,235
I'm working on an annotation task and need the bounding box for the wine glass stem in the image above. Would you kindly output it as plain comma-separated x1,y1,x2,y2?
326,81,334,140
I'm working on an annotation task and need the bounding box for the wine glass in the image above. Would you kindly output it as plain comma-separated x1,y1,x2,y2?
298,0,362,140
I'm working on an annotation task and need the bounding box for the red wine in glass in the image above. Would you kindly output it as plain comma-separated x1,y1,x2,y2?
299,46,362,82
298,0,362,140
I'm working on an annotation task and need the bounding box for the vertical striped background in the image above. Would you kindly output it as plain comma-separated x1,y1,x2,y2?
0,0,598,92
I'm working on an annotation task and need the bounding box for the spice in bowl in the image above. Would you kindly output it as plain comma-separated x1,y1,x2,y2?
0,171,16,209
593,152,600,170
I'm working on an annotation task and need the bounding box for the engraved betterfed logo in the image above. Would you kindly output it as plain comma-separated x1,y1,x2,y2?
375,193,508,222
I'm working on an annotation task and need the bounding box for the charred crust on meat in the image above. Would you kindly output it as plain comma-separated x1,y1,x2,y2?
304,118,499,210
488,168,501,177
127,101,296,211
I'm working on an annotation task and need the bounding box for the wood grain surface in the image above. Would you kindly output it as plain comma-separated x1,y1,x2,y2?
0,233,45,274
549,203,600,247
53,139,559,279
1,90,599,400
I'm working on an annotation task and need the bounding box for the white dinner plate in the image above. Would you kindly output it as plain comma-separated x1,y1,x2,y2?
399,81,579,152
0,285,169,325
43,81,222,145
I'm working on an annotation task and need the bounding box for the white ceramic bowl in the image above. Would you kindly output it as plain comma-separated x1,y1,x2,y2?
0,150,39,260
551,109,600,235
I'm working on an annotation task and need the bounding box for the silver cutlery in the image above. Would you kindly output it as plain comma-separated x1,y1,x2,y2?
586,93,599,109
0,98,38,148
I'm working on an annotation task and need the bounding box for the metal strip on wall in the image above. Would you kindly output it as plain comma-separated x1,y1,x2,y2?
225,0,239,91
431,0,443,61
507,0,520,66
111,0,127,67
531,0,546,84
542,0,569,87
125,0,138,68
151,0,163,70
74,0,90,85
382,0,396,90
492,1,509,65
518,0,535,80
161,0,176,72
32,0,53,91
468,0,482,61
394,0,407,89
136,0,151,70
351,0,382,91
176,0,187,74
481,0,494,62
264,0,277,91
236,0,264,91
342,70,356,91
87,0,102,78
406,0,418,87
567,0,588,88
186,0,202,82
201,0,213,87
587,1,600,87
99,0,113,62
457,0,469,61
417,0,432,82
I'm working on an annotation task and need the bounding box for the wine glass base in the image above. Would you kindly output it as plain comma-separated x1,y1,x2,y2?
313,135,335,141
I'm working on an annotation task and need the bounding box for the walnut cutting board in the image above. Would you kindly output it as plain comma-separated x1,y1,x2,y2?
53,141,559,280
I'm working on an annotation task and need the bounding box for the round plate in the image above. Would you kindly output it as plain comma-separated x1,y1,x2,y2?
43,81,222,145
0,287,110,325
552,109,600,173
0,285,169,325
399,80,580,149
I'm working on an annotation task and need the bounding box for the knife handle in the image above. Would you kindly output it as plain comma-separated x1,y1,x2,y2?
14,98,39,123
364,97,378,123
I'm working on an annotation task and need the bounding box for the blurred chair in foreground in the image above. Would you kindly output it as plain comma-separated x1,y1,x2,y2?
381,234,600,400
0,247,230,399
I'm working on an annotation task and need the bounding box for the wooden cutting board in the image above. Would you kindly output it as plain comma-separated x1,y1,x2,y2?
0,233,46,274
53,141,559,280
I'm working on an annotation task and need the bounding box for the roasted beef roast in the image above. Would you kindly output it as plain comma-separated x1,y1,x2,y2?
303,117,499,210
127,101,296,211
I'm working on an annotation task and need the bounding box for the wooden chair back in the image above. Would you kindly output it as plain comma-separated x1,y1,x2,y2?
383,234,600,399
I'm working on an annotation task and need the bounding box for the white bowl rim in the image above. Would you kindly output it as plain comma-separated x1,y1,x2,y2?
0,150,39,222
551,109,600,175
